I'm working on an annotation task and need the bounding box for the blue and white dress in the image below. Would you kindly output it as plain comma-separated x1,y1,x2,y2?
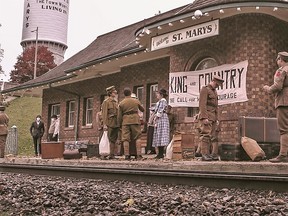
152,98,170,147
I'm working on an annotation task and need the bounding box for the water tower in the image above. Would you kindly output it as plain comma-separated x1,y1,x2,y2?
21,0,69,65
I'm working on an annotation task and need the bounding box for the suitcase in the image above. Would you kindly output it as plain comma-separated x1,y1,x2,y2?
63,149,82,159
87,144,99,158
238,116,280,143
241,136,265,161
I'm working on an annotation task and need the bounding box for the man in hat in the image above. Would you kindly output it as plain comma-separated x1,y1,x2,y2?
118,88,144,160
101,85,119,159
263,51,288,163
0,105,9,158
197,75,224,161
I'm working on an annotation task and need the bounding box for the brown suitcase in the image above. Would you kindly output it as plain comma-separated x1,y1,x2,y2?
63,149,82,159
238,116,280,143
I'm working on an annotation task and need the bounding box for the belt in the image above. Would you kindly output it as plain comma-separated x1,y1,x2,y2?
123,111,138,115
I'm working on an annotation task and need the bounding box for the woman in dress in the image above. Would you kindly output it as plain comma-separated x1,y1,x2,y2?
152,88,170,159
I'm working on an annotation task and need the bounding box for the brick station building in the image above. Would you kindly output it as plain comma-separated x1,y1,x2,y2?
3,0,288,147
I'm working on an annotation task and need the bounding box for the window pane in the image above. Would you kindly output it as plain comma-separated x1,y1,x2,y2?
85,98,93,125
150,84,158,108
68,101,75,126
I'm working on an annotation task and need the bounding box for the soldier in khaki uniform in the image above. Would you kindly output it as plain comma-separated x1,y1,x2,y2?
101,85,119,159
263,51,288,163
0,105,9,158
198,75,224,161
118,87,144,160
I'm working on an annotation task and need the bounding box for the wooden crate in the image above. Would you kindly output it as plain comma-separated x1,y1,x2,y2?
172,133,195,160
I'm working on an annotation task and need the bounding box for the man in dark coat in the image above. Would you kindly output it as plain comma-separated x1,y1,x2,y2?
118,87,144,160
30,115,45,157
198,75,224,161
0,105,9,158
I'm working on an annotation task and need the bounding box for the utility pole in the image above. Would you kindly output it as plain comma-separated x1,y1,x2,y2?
32,27,39,79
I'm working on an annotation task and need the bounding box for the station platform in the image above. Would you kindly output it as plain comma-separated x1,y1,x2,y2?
1,155,288,176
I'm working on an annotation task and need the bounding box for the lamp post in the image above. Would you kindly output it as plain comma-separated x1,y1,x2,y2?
31,27,38,79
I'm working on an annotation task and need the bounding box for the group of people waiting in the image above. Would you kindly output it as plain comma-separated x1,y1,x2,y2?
26,51,288,163
99,86,174,160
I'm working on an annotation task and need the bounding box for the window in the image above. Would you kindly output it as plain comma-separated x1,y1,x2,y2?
149,84,158,108
136,86,144,104
188,57,219,117
84,98,93,125
67,101,75,127
51,104,60,116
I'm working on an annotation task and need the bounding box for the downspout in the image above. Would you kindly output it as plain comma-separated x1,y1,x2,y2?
49,86,81,142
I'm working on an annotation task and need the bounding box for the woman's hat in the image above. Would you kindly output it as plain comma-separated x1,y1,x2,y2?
159,88,168,97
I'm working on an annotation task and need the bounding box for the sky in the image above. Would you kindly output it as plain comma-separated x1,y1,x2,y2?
0,0,193,81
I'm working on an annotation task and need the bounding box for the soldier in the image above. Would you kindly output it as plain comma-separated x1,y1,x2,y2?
263,51,288,163
118,87,144,160
0,105,9,158
101,85,119,159
198,75,224,161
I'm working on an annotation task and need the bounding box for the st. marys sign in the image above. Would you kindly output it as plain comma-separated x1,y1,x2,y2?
151,19,219,51
169,60,249,107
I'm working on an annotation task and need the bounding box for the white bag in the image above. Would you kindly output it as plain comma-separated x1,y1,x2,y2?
99,131,110,155
165,136,174,160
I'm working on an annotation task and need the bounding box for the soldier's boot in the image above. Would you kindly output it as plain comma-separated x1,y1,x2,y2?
270,134,288,163
195,144,202,157
135,139,143,160
201,139,212,161
0,143,4,158
123,141,131,160
211,142,220,161
107,142,115,159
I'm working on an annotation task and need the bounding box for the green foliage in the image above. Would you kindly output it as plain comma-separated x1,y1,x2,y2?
5,97,42,156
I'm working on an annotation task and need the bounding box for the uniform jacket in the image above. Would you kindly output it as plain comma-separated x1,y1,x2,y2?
267,65,288,108
0,112,9,135
118,97,144,126
101,97,118,128
30,121,45,138
198,84,219,121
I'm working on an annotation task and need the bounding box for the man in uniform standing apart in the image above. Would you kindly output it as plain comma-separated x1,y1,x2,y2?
101,86,119,159
118,87,144,160
198,75,224,161
0,105,9,158
263,51,288,163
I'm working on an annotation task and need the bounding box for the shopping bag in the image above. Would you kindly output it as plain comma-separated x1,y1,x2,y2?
99,131,110,155
165,136,174,159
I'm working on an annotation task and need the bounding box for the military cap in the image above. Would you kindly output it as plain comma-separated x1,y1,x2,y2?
106,85,116,92
212,75,224,86
278,51,288,57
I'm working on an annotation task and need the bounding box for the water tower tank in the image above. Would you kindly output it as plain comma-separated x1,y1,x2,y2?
21,0,69,65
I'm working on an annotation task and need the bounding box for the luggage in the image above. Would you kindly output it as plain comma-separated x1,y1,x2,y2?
41,141,64,159
238,116,280,143
241,136,265,161
87,144,99,158
63,149,82,159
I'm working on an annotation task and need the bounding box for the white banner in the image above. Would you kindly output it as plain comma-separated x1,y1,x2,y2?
151,20,219,51
169,60,248,107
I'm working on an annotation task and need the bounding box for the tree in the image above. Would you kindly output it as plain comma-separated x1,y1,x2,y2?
10,46,57,84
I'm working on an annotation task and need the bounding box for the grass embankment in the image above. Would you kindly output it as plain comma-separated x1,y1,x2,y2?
5,97,42,156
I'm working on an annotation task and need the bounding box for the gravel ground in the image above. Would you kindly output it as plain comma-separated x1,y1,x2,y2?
0,172,287,216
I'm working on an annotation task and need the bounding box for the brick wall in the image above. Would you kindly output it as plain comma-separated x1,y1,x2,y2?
42,13,288,145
